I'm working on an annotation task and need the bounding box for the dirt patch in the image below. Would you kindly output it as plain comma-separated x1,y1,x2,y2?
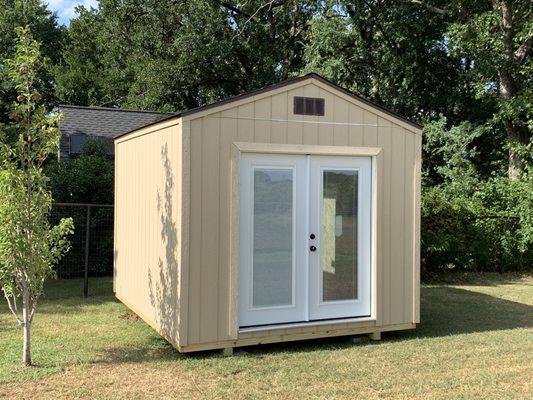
118,312,141,322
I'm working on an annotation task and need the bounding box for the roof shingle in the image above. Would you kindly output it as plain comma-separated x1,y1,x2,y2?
58,105,168,138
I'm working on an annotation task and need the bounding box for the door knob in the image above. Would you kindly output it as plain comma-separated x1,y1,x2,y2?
310,246,317,252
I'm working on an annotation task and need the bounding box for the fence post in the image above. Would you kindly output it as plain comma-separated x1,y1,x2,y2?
84,205,91,298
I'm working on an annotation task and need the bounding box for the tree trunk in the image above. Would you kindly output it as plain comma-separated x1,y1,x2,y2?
22,289,32,366
496,0,524,180
506,122,527,180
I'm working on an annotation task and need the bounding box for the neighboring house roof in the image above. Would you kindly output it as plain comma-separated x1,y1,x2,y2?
58,105,167,139
116,72,422,140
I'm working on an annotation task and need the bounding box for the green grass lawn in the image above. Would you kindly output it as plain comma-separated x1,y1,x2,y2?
0,273,532,399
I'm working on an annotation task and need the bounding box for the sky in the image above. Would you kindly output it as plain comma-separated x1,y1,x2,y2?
45,0,99,25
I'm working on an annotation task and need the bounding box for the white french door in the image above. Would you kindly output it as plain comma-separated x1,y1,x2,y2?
239,153,372,327
308,156,372,320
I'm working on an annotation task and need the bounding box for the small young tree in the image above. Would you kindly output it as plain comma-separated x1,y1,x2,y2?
0,27,74,366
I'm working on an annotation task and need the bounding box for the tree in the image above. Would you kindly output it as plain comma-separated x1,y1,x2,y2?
446,0,532,180
302,0,531,180
0,27,73,366
301,0,481,124
54,0,321,111
0,0,65,123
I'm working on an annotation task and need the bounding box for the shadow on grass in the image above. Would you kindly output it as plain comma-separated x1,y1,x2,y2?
94,285,533,364
95,336,183,364
394,286,532,341
423,272,531,287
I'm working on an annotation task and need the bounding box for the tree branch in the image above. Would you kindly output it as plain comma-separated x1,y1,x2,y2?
214,0,249,17
401,0,451,16
229,0,285,39
2,287,23,325
514,37,532,64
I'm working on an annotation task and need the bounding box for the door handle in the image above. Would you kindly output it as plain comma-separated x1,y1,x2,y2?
310,246,317,252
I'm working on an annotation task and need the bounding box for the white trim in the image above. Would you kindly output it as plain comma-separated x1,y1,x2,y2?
371,155,378,321
219,115,391,127
233,142,382,157
239,317,376,333
304,155,311,320
236,144,379,329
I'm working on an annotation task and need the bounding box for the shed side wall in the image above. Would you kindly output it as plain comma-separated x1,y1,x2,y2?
185,81,421,345
114,121,182,345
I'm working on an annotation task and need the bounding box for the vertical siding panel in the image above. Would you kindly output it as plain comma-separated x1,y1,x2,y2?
179,120,190,345
403,131,415,323
390,126,405,324
143,134,150,319
348,104,364,146
119,142,129,298
377,126,392,325
302,84,320,145
270,92,288,144
374,151,384,326
254,97,271,143
287,120,303,144
218,109,238,340
413,134,422,323
127,141,133,303
200,116,220,343
188,119,203,344
113,143,118,294
115,121,181,346
333,96,349,146
317,88,334,145
363,112,378,146
129,142,134,300
122,142,127,299
133,140,140,306
237,103,254,142
287,87,304,144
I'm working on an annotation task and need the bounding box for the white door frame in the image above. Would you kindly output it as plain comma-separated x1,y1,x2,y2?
233,143,381,330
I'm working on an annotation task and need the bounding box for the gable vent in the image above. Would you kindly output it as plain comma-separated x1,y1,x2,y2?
293,96,325,116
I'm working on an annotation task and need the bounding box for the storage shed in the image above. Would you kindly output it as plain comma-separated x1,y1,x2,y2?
114,73,422,353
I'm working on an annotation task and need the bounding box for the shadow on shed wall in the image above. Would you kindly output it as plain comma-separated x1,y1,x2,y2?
148,143,179,343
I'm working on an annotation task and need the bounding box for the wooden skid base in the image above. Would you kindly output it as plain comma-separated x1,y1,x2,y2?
221,347,234,357
116,292,415,354
177,322,415,353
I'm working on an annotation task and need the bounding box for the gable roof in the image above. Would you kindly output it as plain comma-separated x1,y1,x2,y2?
116,73,422,140
59,105,168,139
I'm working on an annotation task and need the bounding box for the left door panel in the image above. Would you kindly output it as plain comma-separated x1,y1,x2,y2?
239,154,307,327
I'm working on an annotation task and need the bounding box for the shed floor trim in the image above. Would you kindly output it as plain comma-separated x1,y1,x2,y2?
178,322,416,353
239,316,376,333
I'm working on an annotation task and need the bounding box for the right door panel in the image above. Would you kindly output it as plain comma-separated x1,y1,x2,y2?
308,156,372,320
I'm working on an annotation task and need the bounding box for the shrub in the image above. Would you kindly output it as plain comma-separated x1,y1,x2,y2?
47,138,114,204
421,178,533,276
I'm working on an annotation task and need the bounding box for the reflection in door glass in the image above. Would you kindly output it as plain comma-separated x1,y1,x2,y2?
322,170,358,301
253,168,293,307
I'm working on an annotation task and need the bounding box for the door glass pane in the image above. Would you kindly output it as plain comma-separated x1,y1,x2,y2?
253,168,293,307
321,169,358,301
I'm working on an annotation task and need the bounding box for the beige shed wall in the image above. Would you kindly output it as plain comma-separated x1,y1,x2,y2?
114,120,183,346
184,79,421,346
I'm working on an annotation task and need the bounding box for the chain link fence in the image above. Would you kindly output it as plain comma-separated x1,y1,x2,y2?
50,203,113,296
